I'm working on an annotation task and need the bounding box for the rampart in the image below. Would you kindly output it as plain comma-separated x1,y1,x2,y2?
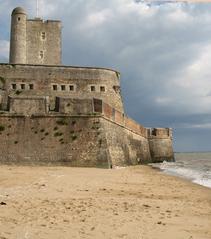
0,64,124,112
0,97,174,166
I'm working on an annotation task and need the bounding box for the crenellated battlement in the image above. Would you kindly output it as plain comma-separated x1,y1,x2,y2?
147,128,173,139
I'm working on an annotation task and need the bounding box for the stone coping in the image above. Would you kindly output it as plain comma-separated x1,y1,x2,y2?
0,63,120,75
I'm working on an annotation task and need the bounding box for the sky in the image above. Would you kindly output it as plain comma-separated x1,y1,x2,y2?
0,0,211,152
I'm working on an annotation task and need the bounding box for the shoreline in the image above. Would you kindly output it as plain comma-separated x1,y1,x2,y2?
0,165,211,239
149,163,211,190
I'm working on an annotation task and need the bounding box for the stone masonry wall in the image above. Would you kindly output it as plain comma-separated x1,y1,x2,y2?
148,128,174,163
0,64,124,113
0,114,152,167
26,20,61,65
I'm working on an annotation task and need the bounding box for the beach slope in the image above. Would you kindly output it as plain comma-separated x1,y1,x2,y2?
0,165,211,239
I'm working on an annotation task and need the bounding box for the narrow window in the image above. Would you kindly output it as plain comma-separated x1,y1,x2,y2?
91,86,95,92
100,86,105,92
61,85,66,91
41,32,46,40
21,84,25,90
39,51,44,59
17,17,21,21
29,84,34,90
53,85,57,91
69,85,74,91
12,84,17,90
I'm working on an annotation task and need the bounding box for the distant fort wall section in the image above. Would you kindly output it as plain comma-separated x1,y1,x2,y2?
0,64,124,113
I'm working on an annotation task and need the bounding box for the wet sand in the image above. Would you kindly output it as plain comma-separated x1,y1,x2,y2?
0,165,211,239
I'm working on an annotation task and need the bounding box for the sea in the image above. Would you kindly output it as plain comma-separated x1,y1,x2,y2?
151,152,211,189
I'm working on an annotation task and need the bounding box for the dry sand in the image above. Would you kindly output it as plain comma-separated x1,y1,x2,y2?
0,165,211,239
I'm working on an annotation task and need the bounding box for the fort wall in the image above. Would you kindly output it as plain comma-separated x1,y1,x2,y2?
0,64,124,113
0,114,151,167
0,96,174,166
148,128,174,162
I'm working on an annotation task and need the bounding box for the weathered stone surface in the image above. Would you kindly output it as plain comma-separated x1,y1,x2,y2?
9,7,61,65
0,7,175,167
0,64,124,113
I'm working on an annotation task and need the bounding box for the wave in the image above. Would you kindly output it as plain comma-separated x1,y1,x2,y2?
151,160,211,189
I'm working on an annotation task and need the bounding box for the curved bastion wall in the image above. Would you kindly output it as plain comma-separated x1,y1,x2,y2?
0,64,124,113
148,128,174,163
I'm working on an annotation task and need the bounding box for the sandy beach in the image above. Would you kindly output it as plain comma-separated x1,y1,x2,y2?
0,165,211,239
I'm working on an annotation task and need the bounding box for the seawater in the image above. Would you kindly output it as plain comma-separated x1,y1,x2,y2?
151,152,211,189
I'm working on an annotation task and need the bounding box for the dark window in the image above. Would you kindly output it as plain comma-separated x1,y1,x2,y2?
41,32,46,40
12,84,17,90
17,17,21,21
69,85,74,91
91,86,95,92
21,84,25,90
29,84,34,90
39,51,44,59
100,86,105,92
61,85,66,91
53,85,57,91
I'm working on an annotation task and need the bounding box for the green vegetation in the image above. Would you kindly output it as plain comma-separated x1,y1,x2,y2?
115,72,120,79
99,139,102,146
0,125,5,132
54,132,63,137
71,135,77,141
15,90,21,95
56,118,68,125
0,76,5,84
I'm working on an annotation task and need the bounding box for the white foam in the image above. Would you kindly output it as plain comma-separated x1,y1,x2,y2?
152,162,211,189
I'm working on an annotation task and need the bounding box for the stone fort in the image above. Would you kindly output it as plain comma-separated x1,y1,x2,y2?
0,7,174,167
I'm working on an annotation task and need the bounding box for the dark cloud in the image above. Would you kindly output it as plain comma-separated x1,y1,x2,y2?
1,0,211,151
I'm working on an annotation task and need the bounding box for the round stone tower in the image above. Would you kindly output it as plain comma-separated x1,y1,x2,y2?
9,7,27,64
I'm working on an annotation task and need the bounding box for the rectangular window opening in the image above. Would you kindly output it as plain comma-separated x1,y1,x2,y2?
100,86,105,92
69,85,74,91
91,86,95,92
53,85,57,91
12,84,17,90
21,84,25,90
29,84,34,90
61,85,66,91
39,51,44,59
41,32,46,40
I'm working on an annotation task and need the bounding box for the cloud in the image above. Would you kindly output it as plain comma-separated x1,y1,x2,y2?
0,40,9,62
0,0,211,151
